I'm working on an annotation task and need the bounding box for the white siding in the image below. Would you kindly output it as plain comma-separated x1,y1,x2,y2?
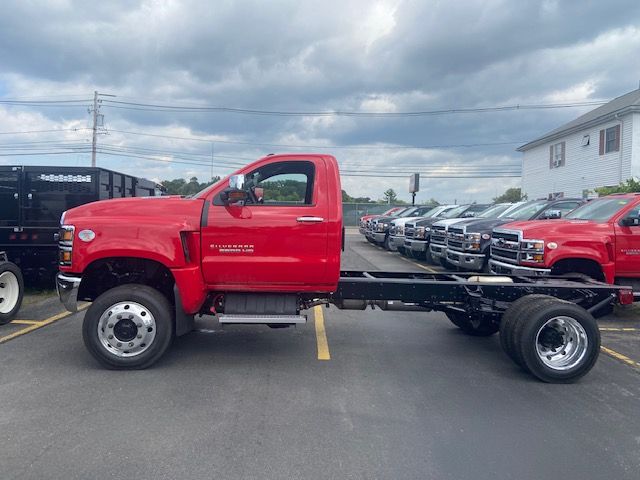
632,112,640,178
521,113,635,199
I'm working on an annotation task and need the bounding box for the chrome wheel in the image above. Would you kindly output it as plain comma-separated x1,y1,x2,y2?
535,315,588,371
97,301,157,358
0,271,20,314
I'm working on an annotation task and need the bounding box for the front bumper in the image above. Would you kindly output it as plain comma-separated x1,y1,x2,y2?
430,244,446,259
359,226,366,234
56,273,82,312
446,249,485,271
408,239,428,252
389,235,405,250
489,259,551,276
372,232,387,243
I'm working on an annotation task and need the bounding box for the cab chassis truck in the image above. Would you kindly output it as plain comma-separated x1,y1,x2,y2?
56,154,634,383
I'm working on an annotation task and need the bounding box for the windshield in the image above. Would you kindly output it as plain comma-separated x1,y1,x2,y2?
565,197,633,221
399,207,419,217
421,206,442,218
443,205,468,218
477,203,511,218
503,200,549,220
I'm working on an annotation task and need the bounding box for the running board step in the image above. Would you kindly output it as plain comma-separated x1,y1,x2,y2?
218,314,307,324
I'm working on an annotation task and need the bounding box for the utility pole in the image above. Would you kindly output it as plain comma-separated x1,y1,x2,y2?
91,91,98,167
89,91,116,167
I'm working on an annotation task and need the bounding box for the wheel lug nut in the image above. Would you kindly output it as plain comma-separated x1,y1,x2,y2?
137,334,142,339
136,323,142,328
117,315,122,319
129,315,134,320
108,324,114,328
117,342,122,347
108,335,113,339
129,342,134,347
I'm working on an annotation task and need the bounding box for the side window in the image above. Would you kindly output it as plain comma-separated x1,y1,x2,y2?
214,160,315,206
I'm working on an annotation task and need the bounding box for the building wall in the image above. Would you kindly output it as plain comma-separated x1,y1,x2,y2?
521,113,635,199
632,112,640,178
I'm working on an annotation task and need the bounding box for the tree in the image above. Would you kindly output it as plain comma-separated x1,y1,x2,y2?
427,197,440,206
594,178,640,196
161,176,220,195
383,188,398,204
493,187,526,203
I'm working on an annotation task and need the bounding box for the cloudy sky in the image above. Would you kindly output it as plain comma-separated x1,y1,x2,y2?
1,0,640,203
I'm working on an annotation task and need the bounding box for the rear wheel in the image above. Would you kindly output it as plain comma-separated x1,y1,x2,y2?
511,300,600,383
0,261,24,325
82,284,174,369
500,295,557,367
445,311,500,336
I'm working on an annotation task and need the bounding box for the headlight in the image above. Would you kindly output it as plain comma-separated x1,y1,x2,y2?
415,227,425,239
521,239,545,252
522,252,545,263
58,225,75,266
464,232,481,242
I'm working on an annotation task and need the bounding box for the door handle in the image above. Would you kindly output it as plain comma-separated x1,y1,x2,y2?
296,216,324,223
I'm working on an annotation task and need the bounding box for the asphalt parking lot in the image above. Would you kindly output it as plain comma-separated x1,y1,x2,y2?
1,230,639,480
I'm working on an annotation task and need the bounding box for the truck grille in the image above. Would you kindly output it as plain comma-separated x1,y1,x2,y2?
431,225,447,246
447,226,465,252
490,229,521,265
405,223,416,239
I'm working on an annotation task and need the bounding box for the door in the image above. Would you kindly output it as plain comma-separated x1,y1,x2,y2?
201,159,329,287
615,204,640,277
0,169,20,227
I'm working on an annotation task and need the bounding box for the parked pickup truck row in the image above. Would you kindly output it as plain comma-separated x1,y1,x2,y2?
360,193,640,290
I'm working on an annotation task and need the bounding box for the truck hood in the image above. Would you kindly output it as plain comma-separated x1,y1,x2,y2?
453,217,512,233
390,216,423,226
497,219,613,239
63,196,205,231
431,217,469,228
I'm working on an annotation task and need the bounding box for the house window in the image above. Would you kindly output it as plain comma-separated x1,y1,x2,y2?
549,141,565,169
599,125,620,155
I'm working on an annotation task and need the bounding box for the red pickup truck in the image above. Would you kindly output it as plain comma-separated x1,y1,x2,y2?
56,153,632,382
490,194,640,288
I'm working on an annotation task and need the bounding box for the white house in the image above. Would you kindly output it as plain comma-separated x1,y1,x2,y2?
518,88,640,199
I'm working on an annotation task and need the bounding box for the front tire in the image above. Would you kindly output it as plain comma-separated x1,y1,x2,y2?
82,284,174,369
0,261,24,325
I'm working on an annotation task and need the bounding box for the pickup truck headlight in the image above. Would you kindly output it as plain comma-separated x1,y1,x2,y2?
522,252,545,263
464,233,481,242
58,225,75,266
521,239,544,251
376,223,388,232
415,227,425,239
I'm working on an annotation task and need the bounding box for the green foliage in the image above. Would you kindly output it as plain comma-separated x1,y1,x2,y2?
594,178,640,196
161,176,220,195
382,188,398,204
342,189,375,203
493,187,526,203
261,179,307,202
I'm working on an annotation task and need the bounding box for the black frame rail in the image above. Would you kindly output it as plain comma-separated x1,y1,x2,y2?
334,270,631,318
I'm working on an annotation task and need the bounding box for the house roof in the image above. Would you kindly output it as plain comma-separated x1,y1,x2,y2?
517,88,640,152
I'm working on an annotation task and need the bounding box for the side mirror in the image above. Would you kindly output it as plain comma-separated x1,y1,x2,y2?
221,174,248,207
545,209,562,219
621,216,640,227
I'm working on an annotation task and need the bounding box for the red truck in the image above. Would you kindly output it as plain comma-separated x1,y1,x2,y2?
490,194,640,290
56,154,633,382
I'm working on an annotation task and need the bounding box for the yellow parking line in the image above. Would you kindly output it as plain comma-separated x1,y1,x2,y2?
601,346,640,369
314,305,331,360
0,304,88,344
11,320,41,325
600,327,637,332
399,255,437,273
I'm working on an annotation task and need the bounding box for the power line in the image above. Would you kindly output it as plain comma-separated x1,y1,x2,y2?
107,128,524,151
0,128,90,135
101,99,607,117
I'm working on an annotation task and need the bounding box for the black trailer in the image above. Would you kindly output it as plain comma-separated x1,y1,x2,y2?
329,271,634,383
0,166,160,283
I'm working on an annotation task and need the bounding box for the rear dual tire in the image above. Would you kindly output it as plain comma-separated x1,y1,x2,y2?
499,295,600,383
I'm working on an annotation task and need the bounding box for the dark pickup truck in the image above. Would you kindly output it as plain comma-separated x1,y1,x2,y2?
403,203,489,261
445,198,584,272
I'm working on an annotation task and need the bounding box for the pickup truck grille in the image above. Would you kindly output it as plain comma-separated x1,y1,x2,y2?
431,225,447,246
447,226,465,252
491,229,522,265
405,223,416,239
